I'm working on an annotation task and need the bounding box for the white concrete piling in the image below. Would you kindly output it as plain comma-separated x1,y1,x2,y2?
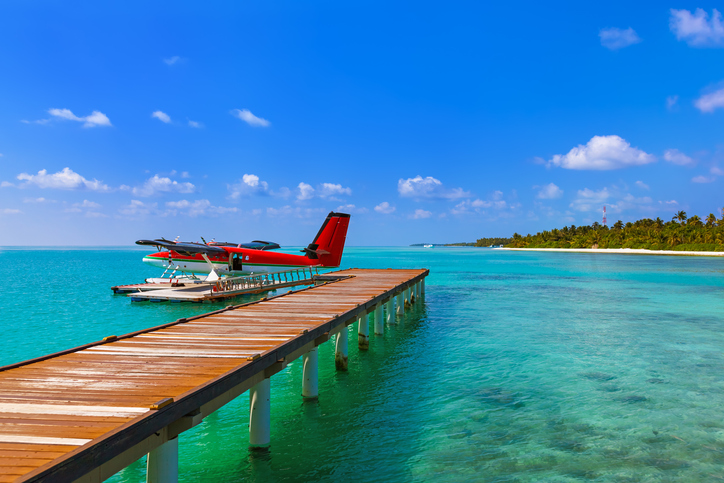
302,347,319,399
357,313,369,350
396,291,404,316
421,278,425,296
335,327,348,370
386,298,394,324
374,304,384,335
249,378,271,448
147,437,178,483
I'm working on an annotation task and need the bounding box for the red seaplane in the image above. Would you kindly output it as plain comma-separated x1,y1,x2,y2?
136,212,350,280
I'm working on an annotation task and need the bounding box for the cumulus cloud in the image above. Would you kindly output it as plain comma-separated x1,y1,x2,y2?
165,199,237,217
163,56,181,65
635,180,650,190
23,197,52,203
1,181,15,188
1,208,22,215
188,120,202,128
670,8,724,47
295,182,351,201
663,148,695,166
692,175,715,183
231,109,270,127
119,200,157,217
132,175,195,197
666,95,679,111
410,209,432,219
17,167,110,191
398,175,470,200
599,27,641,50
374,202,396,214
335,204,367,214
152,111,171,123
228,174,270,200
711,166,724,176
48,108,112,128
694,87,724,113
547,135,655,170
535,183,563,199
66,200,105,217
661,200,679,206
266,206,325,218
297,182,315,201
569,186,652,214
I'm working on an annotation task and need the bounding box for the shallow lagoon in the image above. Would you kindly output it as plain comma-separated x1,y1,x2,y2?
1,247,723,481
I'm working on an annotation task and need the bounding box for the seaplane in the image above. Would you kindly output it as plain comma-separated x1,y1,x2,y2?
136,211,350,282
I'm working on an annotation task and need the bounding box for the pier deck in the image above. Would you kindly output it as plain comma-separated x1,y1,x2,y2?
0,268,427,482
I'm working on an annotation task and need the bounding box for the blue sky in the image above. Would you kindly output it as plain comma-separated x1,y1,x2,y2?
1,1,723,246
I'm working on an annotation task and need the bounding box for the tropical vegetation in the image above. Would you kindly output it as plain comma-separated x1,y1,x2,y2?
507,210,724,251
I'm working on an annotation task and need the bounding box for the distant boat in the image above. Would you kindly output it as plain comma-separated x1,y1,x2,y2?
424,244,434,248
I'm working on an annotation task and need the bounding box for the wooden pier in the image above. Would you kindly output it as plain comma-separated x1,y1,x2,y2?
0,268,427,482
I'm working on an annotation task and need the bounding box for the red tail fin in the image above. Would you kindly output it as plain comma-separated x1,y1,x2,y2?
303,212,350,267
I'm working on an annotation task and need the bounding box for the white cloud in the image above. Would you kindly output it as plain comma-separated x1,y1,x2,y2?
670,8,724,47
297,182,315,200
569,188,611,212
711,166,724,176
536,183,563,199
547,135,655,170
66,200,104,216
17,167,110,191
132,175,195,197
374,201,396,214
667,95,679,111
152,111,171,123
451,196,510,215
660,200,679,206
181,171,190,178
188,120,202,128
23,197,52,203
1,181,14,188
266,205,325,218
294,182,350,201
335,204,367,214
163,56,181,65
410,209,432,219
231,109,270,127
635,180,650,190
119,200,157,217
694,87,724,113
599,27,642,50
1,208,22,215
48,108,112,127
318,183,351,198
398,175,470,200
663,148,695,166
692,175,715,183
165,199,237,217
228,174,270,199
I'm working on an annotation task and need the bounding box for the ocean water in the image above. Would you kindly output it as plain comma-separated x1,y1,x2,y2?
1,247,724,482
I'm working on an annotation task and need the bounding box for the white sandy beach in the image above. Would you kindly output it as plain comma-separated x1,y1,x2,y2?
497,247,724,257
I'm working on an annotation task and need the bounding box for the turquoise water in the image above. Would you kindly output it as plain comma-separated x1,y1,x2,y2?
1,247,724,481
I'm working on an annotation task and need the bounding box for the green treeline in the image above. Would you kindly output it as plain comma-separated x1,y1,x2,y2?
508,211,724,251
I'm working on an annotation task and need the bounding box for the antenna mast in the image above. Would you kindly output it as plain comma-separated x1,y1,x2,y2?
602,206,607,226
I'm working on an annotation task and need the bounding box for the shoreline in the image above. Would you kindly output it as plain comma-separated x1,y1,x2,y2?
497,247,724,257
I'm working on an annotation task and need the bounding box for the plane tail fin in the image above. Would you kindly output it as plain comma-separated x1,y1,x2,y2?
302,212,350,267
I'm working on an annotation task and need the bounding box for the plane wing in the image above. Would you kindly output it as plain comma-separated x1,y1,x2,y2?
135,239,281,255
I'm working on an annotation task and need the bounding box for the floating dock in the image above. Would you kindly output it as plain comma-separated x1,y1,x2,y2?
111,268,321,303
0,268,428,482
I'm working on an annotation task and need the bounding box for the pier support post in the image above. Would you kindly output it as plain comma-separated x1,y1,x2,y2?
396,291,404,316
421,278,425,296
357,313,369,350
386,298,395,324
249,378,271,449
374,304,384,335
335,327,348,370
147,437,178,483
404,287,412,308
410,284,416,304
302,348,319,400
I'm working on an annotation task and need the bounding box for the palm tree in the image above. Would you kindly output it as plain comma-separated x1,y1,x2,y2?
673,211,687,223
613,220,624,230
706,213,717,227
688,215,702,227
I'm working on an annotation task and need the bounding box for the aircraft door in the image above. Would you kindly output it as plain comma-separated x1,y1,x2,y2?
232,254,243,271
